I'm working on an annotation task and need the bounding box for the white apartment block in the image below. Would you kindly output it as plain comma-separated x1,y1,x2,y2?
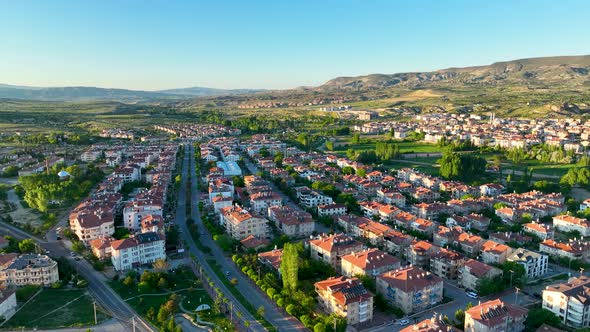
507,248,548,280
543,276,590,328
110,232,166,271
0,254,59,287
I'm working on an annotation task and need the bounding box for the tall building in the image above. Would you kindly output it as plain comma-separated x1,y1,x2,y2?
507,248,548,280
110,232,166,271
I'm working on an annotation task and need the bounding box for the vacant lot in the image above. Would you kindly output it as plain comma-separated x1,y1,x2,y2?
4,289,108,329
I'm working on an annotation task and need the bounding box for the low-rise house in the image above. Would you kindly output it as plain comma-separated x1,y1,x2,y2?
481,240,513,264
377,188,406,207
479,183,505,197
239,235,270,251
410,218,436,236
258,249,282,276
349,219,393,246
553,215,590,236
376,266,443,314
110,232,166,271
317,204,347,217
507,248,548,280
268,206,314,238
464,299,527,332
309,234,365,271
459,259,503,291
539,239,590,261
341,249,401,278
433,226,463,247
523,222,553,240
457,233,484,256
580,198,590,212
315,276,373,325
378,204,401,222
543,275,590,328
412,202,451,221
0,254,59,287
406,241,440,268
430,248,465,280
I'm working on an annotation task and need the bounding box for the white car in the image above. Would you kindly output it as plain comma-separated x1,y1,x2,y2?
398,319,410,326
466,291,479,299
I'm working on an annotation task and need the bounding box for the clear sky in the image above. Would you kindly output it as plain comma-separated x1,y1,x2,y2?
1,0,589,90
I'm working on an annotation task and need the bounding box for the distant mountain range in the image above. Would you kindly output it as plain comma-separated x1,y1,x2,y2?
0,84,264,101
318,55,590,90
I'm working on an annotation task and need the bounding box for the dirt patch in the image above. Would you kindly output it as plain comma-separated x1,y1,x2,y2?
6,189,43,228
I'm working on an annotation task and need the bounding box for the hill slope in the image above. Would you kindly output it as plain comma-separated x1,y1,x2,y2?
320,55,590,90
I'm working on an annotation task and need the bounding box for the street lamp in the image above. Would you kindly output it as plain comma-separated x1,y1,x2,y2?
509,270,514,287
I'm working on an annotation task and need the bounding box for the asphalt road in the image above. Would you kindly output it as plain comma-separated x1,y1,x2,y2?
0,204,154,332
179,144,308,331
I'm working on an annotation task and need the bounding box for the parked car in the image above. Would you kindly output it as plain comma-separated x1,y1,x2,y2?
466,291,479,299
398,319,410,326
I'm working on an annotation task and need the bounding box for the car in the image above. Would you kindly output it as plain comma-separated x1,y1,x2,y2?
466,291,479,299
225,271,231,276
56,236,62,240
398,319,410,326
70,252,76,257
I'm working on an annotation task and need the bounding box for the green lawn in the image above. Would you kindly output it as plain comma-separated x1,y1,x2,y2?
4,289,109,329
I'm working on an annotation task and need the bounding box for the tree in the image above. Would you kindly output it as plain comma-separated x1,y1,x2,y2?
326,141,334,151
524,308,560,330
351,133,361,144
314,323,327,332
123,276,135,288
356,168,367,177
455,308,465,325
18,239,36,253
280,243,300,291
256,305,265,318
153,259,170,271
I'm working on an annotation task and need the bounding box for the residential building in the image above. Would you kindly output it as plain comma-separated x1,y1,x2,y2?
318,204,347,217
430,248,465,280
481,240,513,265
110,232,166,271
524,222,553,240
0,254,59,287
376,266,443,314
543,275,590,328
406,241,440,268
220,205,269,240
341,249,401,278
553,215,590,236
69,209,115,244
309,233,365,271
464,299,527,332
258,249,282,276
459,259,503,291
250,191,282,214
539,239,590,261
507,248,548,280
315,276,373,325
383,231,414,257
400,316,460,332
268,205,314,238
295,187,333,208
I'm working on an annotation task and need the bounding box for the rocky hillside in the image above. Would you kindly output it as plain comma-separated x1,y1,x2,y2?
320,55,590,90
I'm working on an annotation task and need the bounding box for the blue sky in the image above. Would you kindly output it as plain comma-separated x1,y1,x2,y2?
1,0,589,90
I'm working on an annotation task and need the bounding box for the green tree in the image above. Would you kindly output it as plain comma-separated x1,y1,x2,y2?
18,239,36,253
326,141,334,151
351,133,361,144
455,308,465,325
524,308,560,330
280,243,301,291
356,168,367,177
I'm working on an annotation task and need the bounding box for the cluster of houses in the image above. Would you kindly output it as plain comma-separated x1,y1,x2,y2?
154,124,241,140
99,128,135,140
354,113,590,154
200,133,588,331
69,144,178,271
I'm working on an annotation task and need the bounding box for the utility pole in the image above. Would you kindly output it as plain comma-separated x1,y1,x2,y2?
509,270,514,286
515,287,520,305
132,316,136,332
581,267,585,276
93,301,97,325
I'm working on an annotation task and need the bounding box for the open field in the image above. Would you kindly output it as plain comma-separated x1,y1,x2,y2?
4,289,109,329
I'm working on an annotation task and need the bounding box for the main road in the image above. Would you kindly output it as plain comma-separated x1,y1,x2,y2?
177,144,307,331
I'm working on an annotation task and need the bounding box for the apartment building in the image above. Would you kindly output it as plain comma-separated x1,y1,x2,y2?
268,205,314,238
250,191,282,214
539,239,590,261
523,222,553,240
464,299,527,332
0,254,59,287
553,215,590,236
295,187,333,208
341,249,401,278
309,233,365,271
69,209,115,244
406,241,440,268
481,240,513,265
376,266,443,314
507,248,548,280
220,205,269,240
430,248,465,280
543,276,590,328
110,232,166,271
317,204,347,217
459,259,503,291
314,276,373,325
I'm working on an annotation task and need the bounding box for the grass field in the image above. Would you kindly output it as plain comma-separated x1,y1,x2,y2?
4,289,109,329
333,137,441,154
